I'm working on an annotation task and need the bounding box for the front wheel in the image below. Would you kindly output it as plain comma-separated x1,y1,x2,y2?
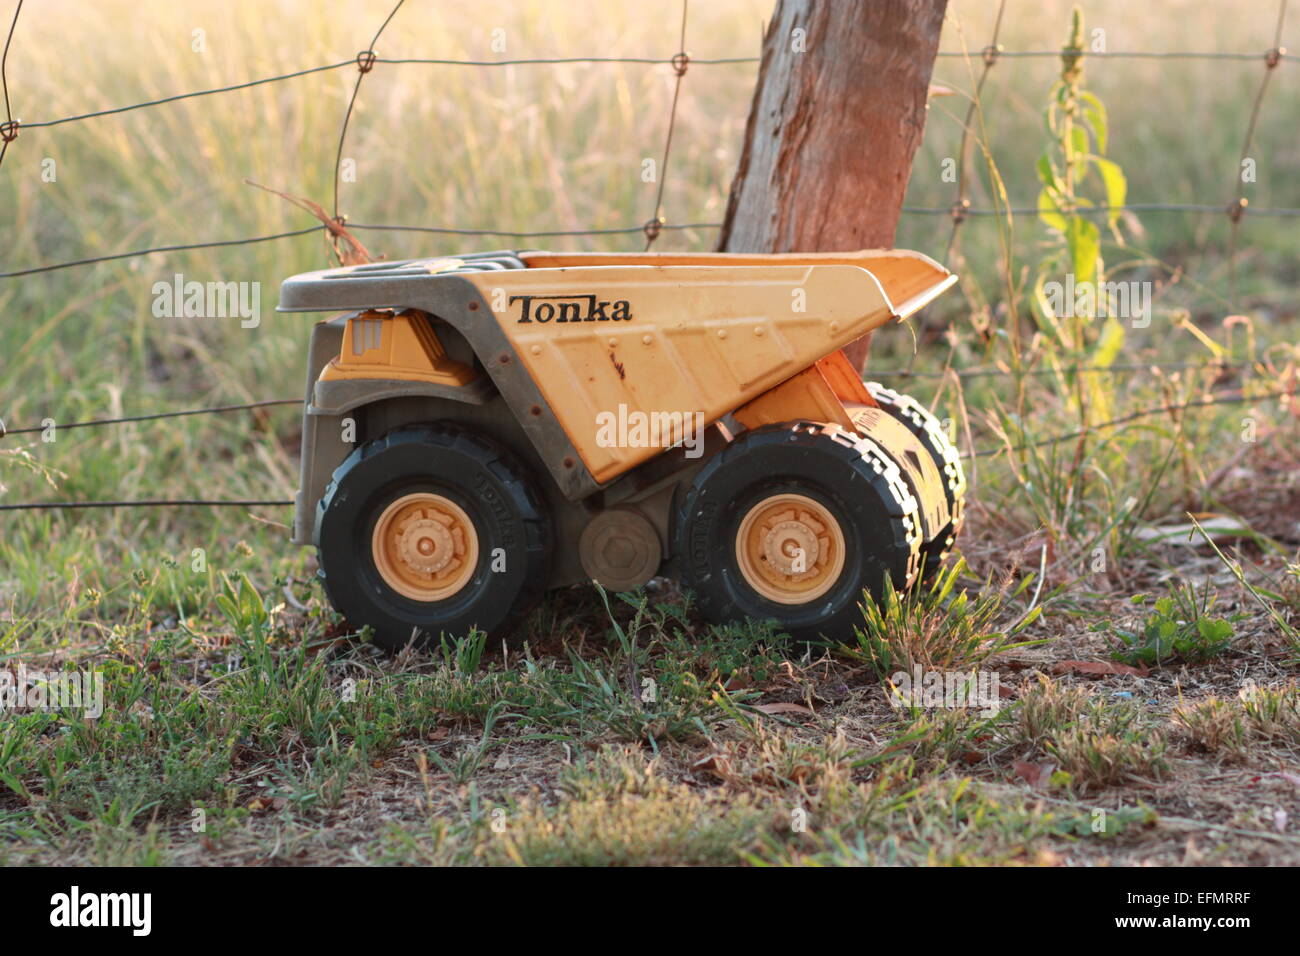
674,422,922,643
314,425,551,651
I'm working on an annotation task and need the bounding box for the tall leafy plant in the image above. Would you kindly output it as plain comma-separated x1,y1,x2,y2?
1033,6,1134,425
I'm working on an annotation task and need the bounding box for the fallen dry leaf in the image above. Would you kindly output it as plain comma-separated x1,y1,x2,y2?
754,702,814,716
1052,660,1149,678
691,753,732,781
1013,759,1057,789
1131,514,1252,545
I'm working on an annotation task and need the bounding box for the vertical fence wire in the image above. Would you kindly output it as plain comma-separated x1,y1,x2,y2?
1227,0,1288,309
644,0,691,250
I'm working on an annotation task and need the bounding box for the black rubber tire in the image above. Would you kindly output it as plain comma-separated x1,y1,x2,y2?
866,382,966,577
674,421,922,644
314,425,551,652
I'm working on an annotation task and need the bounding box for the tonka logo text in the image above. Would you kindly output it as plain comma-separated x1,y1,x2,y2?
510,293,633,324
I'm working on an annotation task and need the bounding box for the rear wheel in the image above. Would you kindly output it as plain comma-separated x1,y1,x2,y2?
866,382,966,576
314,425,551,651
674,422,922,643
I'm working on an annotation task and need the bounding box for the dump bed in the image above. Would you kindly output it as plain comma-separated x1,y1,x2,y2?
279,249,955,494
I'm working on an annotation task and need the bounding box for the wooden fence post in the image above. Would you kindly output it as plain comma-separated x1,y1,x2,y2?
718,0,948,373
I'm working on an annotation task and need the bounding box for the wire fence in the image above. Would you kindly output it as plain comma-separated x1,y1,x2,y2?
0,0,1295,514
1,1,1296,270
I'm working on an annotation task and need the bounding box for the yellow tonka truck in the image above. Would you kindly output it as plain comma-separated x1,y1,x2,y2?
278,249,964,651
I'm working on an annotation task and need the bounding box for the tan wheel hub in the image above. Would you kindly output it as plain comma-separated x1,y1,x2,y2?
578,507,661,592
735,493,846,605
371,493,478,602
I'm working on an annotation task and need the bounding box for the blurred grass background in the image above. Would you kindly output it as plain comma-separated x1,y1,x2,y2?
1,0,1297,630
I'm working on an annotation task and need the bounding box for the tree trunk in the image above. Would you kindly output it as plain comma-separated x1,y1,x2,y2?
718,0,947,373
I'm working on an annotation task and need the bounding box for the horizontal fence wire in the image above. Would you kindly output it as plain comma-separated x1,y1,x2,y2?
935,49,1298,60
970,386,1296,459
0,398,302,437
0,227,322,279
905,203,1300,217
372,55,758,67
9,56,760,134
0,356,1261,440
10,49,1298,132
347,221,717,237
2,384,1293,512
0,499,294,511
6,199,1300,279
17,61,355,130
869,360,1254,380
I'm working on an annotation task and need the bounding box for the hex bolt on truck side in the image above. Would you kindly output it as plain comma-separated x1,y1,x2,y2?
278,248,964,650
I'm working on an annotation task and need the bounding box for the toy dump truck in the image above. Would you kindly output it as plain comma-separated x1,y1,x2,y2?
278,249,964,650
